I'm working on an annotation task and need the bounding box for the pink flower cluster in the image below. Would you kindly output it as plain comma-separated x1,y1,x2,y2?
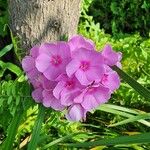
22,35,122,121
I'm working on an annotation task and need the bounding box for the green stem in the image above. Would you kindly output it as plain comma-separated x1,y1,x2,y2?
27,104,45,150
2,105,23,150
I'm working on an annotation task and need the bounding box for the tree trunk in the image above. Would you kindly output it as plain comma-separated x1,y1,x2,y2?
8,0,81,52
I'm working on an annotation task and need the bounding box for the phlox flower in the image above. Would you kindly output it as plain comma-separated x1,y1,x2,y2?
22,35,122,122
66,48,105,85
35,42,71,80
66,104,86,121
68,35,95,55
32,87,43,103
74,84,111,111
53,74,83,106
22,46,41,88
102,44,122,67
101,65,120,92
42,90,65,110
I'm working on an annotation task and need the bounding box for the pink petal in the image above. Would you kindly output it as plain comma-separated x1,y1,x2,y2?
116,62,122,68
56,42,71,59
39,43,56,56
102,44,118,66
53,81,65,99
42,90,65,110
75,70,90,85
60,89,80,106
68,35,95,53
73,91,85,103
66,60,80,77
73,48,93,61
42,77,57,90
32,88,43,103
43,65,63,80
93,86,111,104
27,68,39,80
22,56,35,72
66,104,85,121
81,94,98,110
86,66,104,82
30,45,39,58
102,72,120,92
36,54,50,72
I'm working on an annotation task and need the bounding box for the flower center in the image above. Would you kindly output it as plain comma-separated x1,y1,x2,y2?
51,55,62,66
79,61,90,71
65,80,75,90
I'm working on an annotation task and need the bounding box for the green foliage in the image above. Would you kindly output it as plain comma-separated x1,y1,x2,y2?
64,132,150,148
87,0,150,37
0,44,23,77
0,0,8,36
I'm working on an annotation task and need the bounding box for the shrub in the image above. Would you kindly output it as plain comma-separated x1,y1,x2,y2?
87,0,150,37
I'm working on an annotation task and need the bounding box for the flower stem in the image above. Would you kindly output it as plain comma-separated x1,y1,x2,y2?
27,104,45,150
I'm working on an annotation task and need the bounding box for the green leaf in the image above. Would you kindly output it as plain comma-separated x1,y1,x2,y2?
98,104,150,127
43,132,82,149
0,61,22,77
7,96,13,105
109,113,150,127
63,132,150,148
0,44,13,58
6,62,22,76
112,66,150,100
102,104,139,115
27,104,45,150
2,104,23,150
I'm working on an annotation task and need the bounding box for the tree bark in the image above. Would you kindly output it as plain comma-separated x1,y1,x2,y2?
8,0,81,52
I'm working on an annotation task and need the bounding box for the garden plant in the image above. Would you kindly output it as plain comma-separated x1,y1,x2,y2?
0,0,150,149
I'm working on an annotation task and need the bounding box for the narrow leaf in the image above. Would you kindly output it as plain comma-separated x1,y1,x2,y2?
2,105,23,150
98,105,150,127
0,44,13,58
43,133,82,149
27,104,45,150
109,113,150,127
112,66,150,100
63,132,150,148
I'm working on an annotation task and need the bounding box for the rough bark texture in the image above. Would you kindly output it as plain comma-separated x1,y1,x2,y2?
8,0,81,51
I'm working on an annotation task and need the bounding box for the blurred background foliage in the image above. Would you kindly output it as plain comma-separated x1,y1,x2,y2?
0,0,150,149
87,0,150,37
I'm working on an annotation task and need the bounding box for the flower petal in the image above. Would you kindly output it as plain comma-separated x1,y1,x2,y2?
66,104,85,121
81,94,98,110
43,65,62,80
30,45,39,58
32,88,43,103
75,70,90,85
102,71,120,92
93,86,111,104
42,90,64,110
66,60,80,77
102,44,119,66
53,81,65,99
36,54,50,72
68,35,95,53
22,56,35,72
86,66,104,82
39,43,56,56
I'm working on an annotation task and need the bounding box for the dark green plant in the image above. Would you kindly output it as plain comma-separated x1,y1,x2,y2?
87,0,150,37
0,0,8,37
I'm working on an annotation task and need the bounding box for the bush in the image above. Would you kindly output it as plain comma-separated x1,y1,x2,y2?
87,0,150,37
